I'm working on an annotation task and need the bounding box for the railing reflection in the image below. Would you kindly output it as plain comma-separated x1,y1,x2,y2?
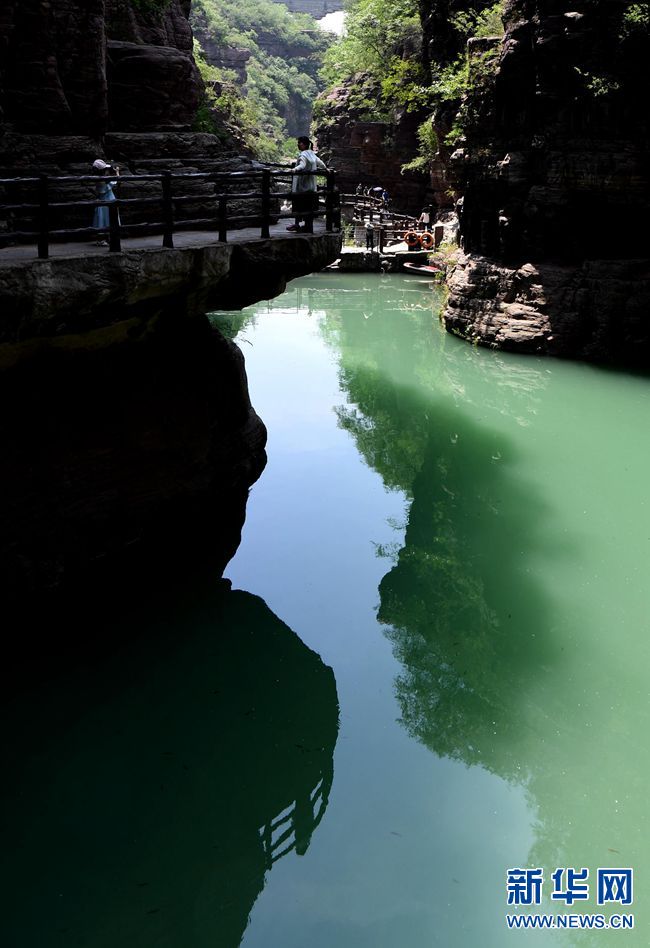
260,761,334,868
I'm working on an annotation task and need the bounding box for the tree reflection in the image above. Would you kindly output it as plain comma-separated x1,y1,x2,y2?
307,275,633,896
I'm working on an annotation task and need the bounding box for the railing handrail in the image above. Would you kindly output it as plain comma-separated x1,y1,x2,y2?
0,165,341,259
0,168,329,187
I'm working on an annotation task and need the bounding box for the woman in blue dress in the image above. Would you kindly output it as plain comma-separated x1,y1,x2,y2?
92,158,120,245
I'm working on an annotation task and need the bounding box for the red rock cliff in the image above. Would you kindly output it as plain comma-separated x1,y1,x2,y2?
0,0,202,136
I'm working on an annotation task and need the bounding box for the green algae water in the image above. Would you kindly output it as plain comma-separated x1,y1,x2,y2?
3,274,649,947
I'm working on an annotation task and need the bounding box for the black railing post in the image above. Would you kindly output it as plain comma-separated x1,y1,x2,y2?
325,171,334,231
378,226,385,254
162,172,174,248
333,173,341,230
37,174,49,259
260,169,271,239
108,201,121,252
217,194,227,242
300,173,314,235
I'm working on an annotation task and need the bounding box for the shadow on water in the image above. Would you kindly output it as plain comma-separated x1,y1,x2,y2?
199,276,644,946
323,301,564,779
252,274,570,786
1,578,339,948
301,276,642,898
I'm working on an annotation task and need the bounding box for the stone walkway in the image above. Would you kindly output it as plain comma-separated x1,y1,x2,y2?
0,219,331,267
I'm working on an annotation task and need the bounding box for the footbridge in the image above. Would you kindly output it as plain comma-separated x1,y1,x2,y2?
0,166,342,335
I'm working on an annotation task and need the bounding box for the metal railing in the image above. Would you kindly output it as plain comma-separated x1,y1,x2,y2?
0,167,341,259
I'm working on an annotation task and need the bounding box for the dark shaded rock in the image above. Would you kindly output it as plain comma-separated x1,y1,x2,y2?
0,0,107,135
104,130,238,162
0,232,341,337
0,305,266,601
0,231,340,600
107,40,202,131
0,132,103,176
214,233,344,307
0,0,203,138
106,0,195,52
432,0,650,362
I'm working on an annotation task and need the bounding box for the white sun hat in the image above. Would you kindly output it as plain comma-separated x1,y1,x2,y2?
92,159,111,170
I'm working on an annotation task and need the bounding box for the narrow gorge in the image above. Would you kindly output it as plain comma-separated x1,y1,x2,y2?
313,0,650,362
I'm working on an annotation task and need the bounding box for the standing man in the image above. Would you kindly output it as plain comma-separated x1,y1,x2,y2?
288,137,327,232
365,221,375,250
417,205,432,232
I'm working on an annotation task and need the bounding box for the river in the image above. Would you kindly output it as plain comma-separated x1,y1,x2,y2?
3,273,649,946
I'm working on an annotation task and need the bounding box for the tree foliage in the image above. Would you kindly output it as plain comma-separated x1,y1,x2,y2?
321,0,421,90
319,0,504,173
191,0,332,159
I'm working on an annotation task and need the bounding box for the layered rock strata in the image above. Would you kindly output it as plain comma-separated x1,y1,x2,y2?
314,76,432,213
0,0,202,136
439,0,650,362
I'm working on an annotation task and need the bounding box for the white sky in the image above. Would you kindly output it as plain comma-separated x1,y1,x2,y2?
316,9,346,36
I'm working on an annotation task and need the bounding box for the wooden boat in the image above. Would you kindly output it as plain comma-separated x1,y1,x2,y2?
403,261,442,275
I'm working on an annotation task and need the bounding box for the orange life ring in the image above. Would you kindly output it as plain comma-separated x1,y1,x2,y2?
420,231,434,250
404,230,420,249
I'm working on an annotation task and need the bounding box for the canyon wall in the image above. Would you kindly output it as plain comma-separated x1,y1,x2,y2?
437,0,650,363
0,228,339,603
315,76,433,213
0,0,202,137
0,3,341,602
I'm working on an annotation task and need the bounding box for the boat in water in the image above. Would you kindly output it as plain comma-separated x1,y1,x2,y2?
402,261,442,275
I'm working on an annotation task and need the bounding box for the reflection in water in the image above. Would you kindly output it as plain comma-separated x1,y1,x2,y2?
1,581,339,948
234,275,649,945
307,280,559,772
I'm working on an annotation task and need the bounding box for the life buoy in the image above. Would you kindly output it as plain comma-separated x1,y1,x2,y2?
420,231,434,250
404,231,420,248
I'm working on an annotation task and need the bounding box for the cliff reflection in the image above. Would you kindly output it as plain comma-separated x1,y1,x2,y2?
2,581,339,948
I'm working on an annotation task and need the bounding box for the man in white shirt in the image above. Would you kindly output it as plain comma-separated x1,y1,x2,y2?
287,136,327,232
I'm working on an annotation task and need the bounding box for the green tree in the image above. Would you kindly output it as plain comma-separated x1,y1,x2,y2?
191,0,332,160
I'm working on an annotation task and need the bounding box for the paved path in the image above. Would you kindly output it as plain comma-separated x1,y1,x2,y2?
0,220,332,267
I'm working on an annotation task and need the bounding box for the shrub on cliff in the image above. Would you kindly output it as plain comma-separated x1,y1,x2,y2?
191,0,332,160
321,0,422,92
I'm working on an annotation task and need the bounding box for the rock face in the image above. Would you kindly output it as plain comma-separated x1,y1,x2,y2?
0,4,339,604
0,0,202,137
1,308,267,599
107,39,201,131
0,230,341,601
0,0,108,135
314,76,432,213
437,0,650,362
446,254,650,361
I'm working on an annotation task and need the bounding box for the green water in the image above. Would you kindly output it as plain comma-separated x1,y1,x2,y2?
3,274,649,946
